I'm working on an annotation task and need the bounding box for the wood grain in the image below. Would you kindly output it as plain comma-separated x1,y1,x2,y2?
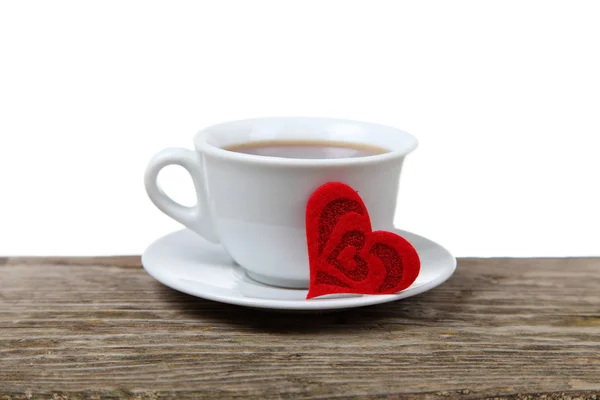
1,257,599,399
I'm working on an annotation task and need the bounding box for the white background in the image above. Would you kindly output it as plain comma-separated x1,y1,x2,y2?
1,1,599,256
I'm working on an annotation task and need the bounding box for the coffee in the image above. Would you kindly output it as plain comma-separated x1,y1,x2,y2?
224,140,388,159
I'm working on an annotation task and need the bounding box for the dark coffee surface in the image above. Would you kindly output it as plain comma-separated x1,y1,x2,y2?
224,140,388,159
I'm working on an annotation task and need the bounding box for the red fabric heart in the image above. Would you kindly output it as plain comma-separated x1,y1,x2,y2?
305,182,420,299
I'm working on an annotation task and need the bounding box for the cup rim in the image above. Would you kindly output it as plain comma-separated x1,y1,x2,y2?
193,117,418,167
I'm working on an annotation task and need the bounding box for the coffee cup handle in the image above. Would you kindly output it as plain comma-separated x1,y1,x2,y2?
144,148,219,244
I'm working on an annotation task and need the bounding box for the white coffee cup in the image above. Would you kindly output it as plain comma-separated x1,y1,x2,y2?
144,117,418,288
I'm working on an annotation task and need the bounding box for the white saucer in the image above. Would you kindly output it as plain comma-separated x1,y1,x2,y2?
142,229,457,311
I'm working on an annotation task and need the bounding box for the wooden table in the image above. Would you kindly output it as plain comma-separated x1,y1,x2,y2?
1,257,599,399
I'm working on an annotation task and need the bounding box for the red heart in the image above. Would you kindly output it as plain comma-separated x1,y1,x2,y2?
305,182,420,299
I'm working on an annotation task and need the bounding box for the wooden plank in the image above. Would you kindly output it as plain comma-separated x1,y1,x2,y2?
1,257,599,399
